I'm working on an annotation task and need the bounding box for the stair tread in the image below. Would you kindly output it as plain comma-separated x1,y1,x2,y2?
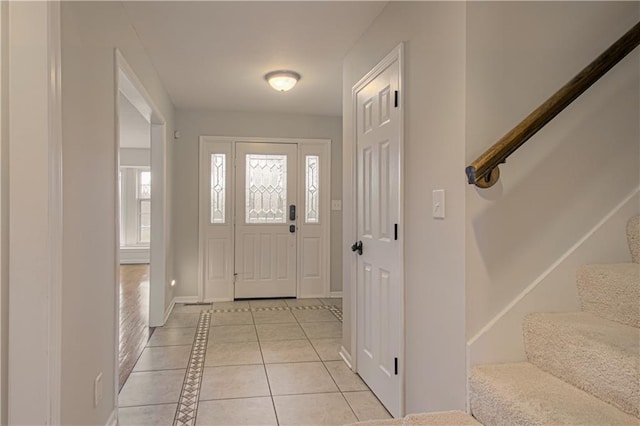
524,311,639,417
404,411,481,426
470,362,638,425
346,411,479,426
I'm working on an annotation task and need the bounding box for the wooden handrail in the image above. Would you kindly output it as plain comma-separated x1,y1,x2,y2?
466,21,640,188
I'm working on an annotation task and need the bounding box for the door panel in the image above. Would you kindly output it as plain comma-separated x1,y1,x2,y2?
355,54,402,417
201,142,234,301
234,143,297,298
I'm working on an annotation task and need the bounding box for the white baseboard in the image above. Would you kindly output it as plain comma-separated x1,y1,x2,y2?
173,296,199,304
163,298,176,325
105,409,117,426
339,345,353,370
329,291,343,298
208,297,233,303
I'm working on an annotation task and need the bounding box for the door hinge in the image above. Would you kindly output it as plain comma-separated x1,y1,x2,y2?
394,357,398,375
394,224,398,241
394,90,399,108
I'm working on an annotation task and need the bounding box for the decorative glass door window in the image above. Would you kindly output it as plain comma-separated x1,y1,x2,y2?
305,155,320,223
210,153,226,224
245,154,287,224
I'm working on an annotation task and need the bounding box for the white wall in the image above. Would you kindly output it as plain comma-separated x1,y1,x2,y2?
61,2,174,424
120,148,150,168
465,1,640,361
343,2,468,414
173,109,343,297
0,2,8,423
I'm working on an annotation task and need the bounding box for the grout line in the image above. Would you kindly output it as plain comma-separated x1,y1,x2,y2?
252,308,281,426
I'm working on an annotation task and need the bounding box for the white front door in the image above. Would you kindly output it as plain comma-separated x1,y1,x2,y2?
234,142,298,298
354,47,403,417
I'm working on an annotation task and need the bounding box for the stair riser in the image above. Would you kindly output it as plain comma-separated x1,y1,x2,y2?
627,215,639,264
576,264,639,327
524,315,640,418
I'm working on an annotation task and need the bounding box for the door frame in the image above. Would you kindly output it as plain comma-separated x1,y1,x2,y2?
348,43,405,415
198,136,331,301
114,50,168,412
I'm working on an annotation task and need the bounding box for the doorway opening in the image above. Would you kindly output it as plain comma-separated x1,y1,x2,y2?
198,137,331,302
115,50,168,392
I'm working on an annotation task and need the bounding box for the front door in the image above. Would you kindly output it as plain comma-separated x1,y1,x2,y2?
354,47,403,417
234,142,298,298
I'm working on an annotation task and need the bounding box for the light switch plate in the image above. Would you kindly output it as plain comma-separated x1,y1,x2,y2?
331,200,342,211
432,189,445,219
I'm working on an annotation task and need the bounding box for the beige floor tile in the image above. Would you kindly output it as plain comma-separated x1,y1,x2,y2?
200,365,270,400
205,341,263,367
292,309,339,323
147,327,196,347
252,310,297,324
196,397,277,426
324,360,368,391
118,369,185,407
256,323,306,341
209,324,257,343
118,403,177,426
310,338,343,361
172,303,211,313
300,321,342,339
210,311,254,326
164,312,201,328
265,362,338,395
285,298,322,307
320,298,342,308
343,391,392,421
212,300,250,310
260,339,320,364
249,299,288,308
273,393,357,425
133,345,191,372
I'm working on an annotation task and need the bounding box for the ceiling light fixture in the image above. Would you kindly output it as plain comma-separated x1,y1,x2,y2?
265,70,301,92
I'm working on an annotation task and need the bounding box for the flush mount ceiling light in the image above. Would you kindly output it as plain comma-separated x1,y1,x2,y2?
265,70,301,92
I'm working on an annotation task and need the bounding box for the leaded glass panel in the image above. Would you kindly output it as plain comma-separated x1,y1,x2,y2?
245,154,287,224
305,155,319,223
210,153,226,224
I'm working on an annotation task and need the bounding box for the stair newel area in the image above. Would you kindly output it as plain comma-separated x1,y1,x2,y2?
470,215,640,425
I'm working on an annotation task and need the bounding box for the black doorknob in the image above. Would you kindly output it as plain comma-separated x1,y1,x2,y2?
351,240,363,255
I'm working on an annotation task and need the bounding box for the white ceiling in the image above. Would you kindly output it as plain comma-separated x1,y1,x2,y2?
121,1,388,117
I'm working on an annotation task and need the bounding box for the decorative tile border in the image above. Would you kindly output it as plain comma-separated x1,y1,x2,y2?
173,311,211,426
209,303,344,322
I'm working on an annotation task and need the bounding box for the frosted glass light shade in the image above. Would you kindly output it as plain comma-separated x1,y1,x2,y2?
265,71,300,92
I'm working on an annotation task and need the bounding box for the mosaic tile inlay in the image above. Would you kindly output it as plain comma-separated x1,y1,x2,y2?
210,303,344,322
173,311,211,426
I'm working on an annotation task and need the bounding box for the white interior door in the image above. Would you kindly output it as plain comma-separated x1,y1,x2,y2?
355,49,403,417
234,142,297,298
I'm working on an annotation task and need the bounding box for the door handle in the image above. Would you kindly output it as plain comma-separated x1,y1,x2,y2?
351,240,363,255
289,204,296,221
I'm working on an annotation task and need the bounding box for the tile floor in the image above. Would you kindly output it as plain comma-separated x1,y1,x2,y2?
118,298,392,426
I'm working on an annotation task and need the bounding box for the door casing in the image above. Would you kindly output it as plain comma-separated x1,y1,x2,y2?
348,43,405,416
198,136,331,302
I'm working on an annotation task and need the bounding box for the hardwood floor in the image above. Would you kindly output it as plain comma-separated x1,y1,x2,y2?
119,264,153,390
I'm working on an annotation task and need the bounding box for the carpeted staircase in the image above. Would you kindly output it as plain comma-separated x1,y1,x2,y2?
350,215,639,426
470,215,640,425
